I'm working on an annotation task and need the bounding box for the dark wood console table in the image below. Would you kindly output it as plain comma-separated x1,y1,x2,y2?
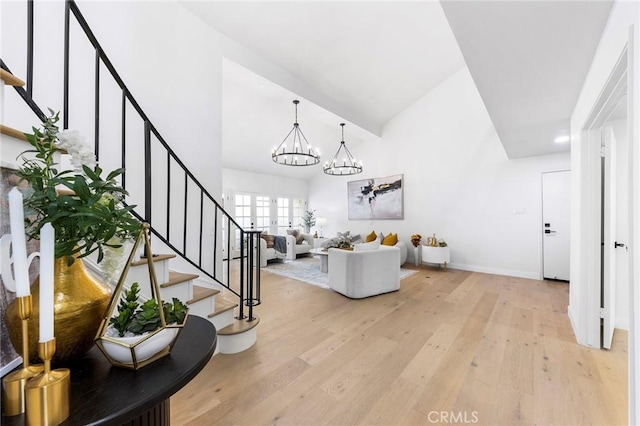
2,315,216,425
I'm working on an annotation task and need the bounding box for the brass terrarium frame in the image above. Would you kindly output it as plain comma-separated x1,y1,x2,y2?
94,224,187,370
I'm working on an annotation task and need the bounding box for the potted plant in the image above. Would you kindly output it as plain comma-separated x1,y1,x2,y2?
5,110,143,363
97,283,188,369
300,209,316,234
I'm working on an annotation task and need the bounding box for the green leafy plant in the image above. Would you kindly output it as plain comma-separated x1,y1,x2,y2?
300,209,316,233
109,283,141,337
163,298,188,325
128,299,163,335
109,284,189,336
18,110,141,265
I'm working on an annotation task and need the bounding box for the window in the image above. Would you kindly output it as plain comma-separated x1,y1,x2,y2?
255,196,270,232
277,197,290,235
292,198,306,231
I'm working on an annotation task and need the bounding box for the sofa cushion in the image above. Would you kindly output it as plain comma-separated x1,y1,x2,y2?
365,230,377,242
355,241,380,251
382,233,398,246
287,229,304,244
261,234,275,248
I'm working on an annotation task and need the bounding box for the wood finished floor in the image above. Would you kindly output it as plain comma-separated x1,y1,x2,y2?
172,266,628,425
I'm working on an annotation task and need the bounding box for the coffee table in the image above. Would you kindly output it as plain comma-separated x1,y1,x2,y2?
309,248,329,273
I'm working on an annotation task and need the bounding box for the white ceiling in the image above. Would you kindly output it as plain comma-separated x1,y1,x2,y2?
180,1,614,178
441,0,613,158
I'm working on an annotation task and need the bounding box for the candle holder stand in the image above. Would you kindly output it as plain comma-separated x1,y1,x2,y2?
25,339,70,426
1,295,44,416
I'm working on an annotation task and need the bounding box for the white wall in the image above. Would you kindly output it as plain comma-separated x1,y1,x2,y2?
568,0,639,421
222,168,308,200
569,0,639,347
309,67,570,279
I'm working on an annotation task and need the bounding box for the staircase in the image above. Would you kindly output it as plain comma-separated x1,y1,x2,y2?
1,0,262,355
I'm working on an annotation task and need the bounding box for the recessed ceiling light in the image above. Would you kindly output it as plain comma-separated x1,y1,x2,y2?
554,135,570,143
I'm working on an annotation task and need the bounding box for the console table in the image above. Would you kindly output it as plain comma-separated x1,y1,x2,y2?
1,315,216,425
422,246,450,270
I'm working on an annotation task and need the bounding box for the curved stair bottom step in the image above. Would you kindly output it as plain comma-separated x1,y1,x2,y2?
216,316,260,355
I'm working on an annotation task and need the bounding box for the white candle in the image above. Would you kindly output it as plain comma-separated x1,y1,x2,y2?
39,223,55,342
8,187,30,297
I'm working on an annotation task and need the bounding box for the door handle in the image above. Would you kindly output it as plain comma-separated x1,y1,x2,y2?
614,241,625,248
545,230,556,234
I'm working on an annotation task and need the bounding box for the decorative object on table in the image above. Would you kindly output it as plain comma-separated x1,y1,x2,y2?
272,100,320,167
438,239,448,247
411,235,422,267
316,217,327,238
2,110,142,364
323,123,363,176
325,235,352,251
426,234,438,247
1,295,44,417
347,174,403,220
95,225,188,370
300,209,316,234
25,338,70,426
2,195,70,423
313,231,318,238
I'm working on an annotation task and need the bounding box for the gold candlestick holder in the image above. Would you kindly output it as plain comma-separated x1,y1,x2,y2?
25,339,70,426
1,295,44,416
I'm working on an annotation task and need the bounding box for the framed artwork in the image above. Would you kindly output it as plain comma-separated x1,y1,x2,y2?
347,174,404,220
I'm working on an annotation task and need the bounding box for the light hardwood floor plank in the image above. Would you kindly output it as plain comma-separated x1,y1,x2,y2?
171,265,627,425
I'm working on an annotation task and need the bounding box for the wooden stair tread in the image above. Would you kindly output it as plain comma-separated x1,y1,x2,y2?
1,124,27,141
217,316,260,336
187,287,220,305
160,271,199,288
208,298,238,318
131,254,176,266
1,69,25,86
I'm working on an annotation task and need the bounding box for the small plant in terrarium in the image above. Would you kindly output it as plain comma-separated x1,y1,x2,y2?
106,283,188,338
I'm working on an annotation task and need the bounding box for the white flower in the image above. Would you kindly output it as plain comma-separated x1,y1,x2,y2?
56,129,97,172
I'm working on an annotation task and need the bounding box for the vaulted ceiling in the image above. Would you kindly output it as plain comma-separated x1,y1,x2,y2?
181,1,613,178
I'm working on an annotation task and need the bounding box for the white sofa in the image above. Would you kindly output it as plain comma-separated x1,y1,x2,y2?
285,233,314,260
328,245,401,298
257,233,314,267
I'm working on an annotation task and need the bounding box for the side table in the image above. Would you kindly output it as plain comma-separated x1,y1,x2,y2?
1,316,216,425
313,238,328,248
422,246,450,270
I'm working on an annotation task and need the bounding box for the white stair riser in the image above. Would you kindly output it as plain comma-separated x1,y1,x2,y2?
187,295,216,318
160,282,192,302
207,309,235,332
218,328,257,354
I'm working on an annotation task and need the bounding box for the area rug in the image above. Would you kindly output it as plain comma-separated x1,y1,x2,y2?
262,256,418,290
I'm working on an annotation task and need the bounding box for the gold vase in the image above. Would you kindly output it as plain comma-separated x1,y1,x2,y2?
4,256,111,365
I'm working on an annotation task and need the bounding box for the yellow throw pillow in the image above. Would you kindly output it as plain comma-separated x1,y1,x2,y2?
382,233,398,246
365,230,377,243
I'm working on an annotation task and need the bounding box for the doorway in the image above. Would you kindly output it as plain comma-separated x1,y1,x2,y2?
542,170,571,281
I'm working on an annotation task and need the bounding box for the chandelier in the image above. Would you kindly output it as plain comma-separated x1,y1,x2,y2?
272,100,320,167
323,123,362,176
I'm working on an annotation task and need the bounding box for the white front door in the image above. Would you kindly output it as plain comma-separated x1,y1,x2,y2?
542,170,571,281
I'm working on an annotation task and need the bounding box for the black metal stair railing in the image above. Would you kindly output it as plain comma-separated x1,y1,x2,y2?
2,0,260,322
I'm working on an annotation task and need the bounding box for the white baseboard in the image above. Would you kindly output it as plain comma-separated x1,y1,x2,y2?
448,262,539,280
